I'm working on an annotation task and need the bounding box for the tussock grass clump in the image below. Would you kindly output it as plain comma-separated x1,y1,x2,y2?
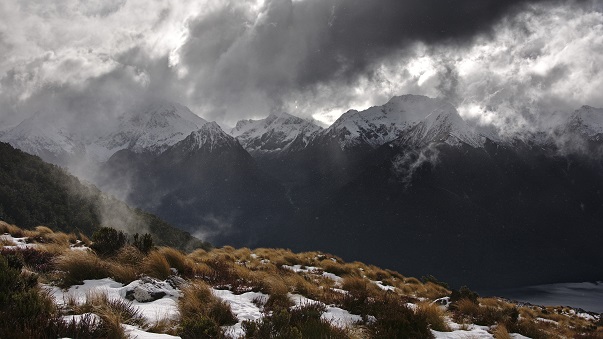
319,259,355,277
0,221,25,237
417,302,451,332
143,250,172,280
75,291,145,327
493,324,512,339
157,246,194,277
262,276,294,312
56,251,110,287
114,245,145,266
178,281,237,339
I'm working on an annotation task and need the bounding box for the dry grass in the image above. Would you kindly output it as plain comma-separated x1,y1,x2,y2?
143,250,172,280
416,281,451,299
56,250,110,286
416,302,451,332
114,245,145,266
34,225,54,234
0,221,25,237
178,280,237,337
157,247,194,277
492,324,512,339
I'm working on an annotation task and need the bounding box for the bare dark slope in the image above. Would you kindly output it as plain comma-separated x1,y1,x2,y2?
281,140,603,289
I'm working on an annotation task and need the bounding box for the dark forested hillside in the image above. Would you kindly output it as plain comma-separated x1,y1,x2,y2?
0,142,209,251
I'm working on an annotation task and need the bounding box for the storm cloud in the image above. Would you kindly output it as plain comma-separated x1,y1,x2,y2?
0,0,601,132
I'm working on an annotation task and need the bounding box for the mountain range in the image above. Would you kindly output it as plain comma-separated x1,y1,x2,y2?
2,94,602,289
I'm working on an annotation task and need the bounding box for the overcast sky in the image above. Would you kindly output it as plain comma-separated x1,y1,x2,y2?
0,0,601,133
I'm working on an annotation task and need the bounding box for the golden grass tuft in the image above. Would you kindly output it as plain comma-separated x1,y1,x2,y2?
56,250,110,287
178,280,237,327
0,221,25,237
143,250,172,280
493,324,512,339
107,261,140,284
34,225,54,234
157,247,194,277
416,302,451,332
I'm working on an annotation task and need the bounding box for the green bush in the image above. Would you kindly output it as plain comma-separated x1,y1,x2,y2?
91,227,127,256
0,254,59,338
133,233,155,254
243,303,347,339
450,286,479,305
180,316,223,339
366,295,433,339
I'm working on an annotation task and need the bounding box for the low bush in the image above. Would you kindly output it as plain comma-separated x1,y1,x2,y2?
0,247,56,272
91,227,127,256
132,233,155,254
243,303,348,339
366,294,433,339
0,254,59,338
450,286,479,305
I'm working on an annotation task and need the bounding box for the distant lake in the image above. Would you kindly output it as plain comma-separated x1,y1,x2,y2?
482,281,603,313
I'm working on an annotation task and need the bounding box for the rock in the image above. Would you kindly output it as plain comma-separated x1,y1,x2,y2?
122,276,179,303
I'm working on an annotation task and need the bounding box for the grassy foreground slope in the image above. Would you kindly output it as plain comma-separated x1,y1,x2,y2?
0,142,209,251
1,222,601,339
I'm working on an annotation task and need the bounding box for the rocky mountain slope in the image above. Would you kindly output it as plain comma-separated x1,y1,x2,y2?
3,95,603,291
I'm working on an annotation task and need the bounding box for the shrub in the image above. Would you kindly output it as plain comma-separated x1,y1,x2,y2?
244,302,350,339
450,286,479,305
366,295,433,339
180,316,223,339
91,227,128,256
133,233,154,254
0,247,56,273
0,254,59,338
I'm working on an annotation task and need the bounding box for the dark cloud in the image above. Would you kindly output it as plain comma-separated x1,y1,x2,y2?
177,0,582,124
0,0,600,131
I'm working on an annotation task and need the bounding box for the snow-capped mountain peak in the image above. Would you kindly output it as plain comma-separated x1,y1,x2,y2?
324,94,481,149
90,101,208,160
230,112,322,155
175,121,240,152
0,113,84,162
400,107,483,148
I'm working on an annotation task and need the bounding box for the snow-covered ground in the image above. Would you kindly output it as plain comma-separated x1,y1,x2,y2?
281,264,344,284
212,289,267,338
45,278,181,338
0,233,36,249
